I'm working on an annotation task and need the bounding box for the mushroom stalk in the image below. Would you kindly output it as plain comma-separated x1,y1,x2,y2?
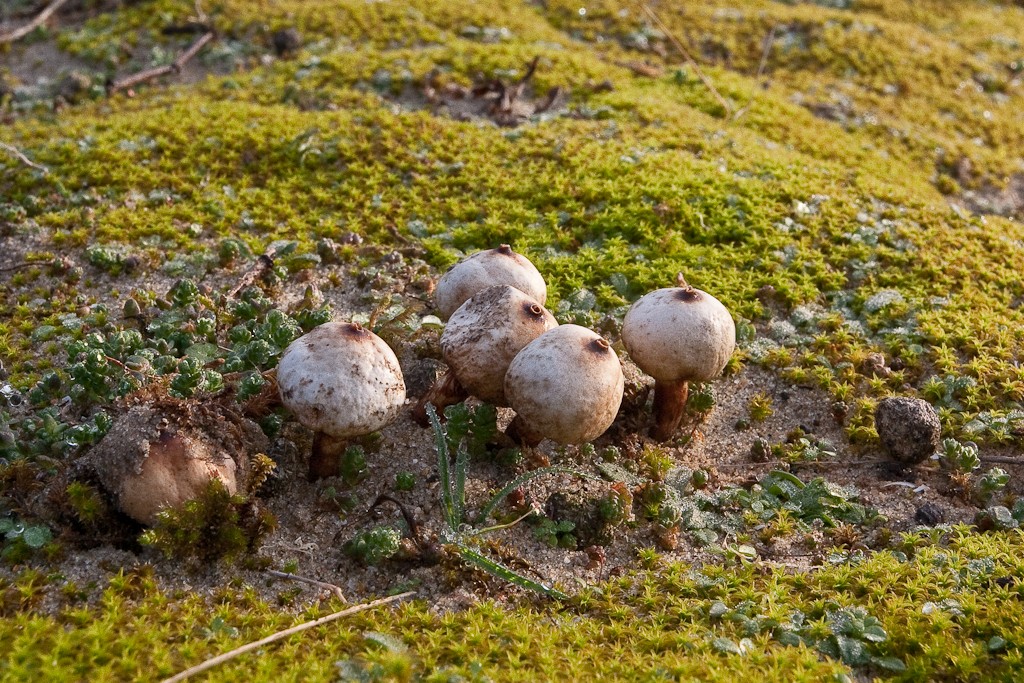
310,433,347,481
650,379,689,442
411,371,469,427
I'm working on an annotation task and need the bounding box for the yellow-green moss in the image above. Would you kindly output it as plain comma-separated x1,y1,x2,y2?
2,528,1023,681
3,2,1024,678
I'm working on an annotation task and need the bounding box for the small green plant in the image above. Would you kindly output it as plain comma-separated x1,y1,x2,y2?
640,445,673,482
421,404,598,599
597,482,634,526
533,519,577,549
64,481,109,525
816,607,905,672
775,431,837,463
138,455,278,563
342,526,403,566
395,472,415,492
941,438,981,472
975,499,1024,530
974,467,1009,505
0,515,53,564
336,631,416,682
687,383,716,415
339,446,368,486
748,392,774,422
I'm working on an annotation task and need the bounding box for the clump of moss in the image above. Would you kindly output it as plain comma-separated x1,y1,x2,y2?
137,454,277,563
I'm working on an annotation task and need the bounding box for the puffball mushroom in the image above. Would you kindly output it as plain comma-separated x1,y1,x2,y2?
90,402,267,525
621,275,736,442
277,321,405,479
504,324,624,446
434,244,546,320
412,285,557,424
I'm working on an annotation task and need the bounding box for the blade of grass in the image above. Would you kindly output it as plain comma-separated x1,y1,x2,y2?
455,545,567,600
426,404,457,529
453,442,469,527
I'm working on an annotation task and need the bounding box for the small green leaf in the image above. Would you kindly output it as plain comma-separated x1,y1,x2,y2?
988,636,1008,653
363,631,408,653
22,525,52,549
709,600,730,619
871,656,907,671
711,637,743,655
185,343,221,364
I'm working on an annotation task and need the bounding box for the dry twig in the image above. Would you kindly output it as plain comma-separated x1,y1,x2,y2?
227,247,279,299
0,258,52,273
0,0,70,44
733,24,779,121
108,31,214,94
266,569,346,602
978,455,1024,465
159,591,416,683
0,142,49,174
640,3,732,117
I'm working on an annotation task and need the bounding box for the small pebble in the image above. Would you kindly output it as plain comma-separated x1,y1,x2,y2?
875,397,941,464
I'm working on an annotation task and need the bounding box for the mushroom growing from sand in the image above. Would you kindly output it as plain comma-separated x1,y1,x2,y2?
90,401,267,525
277,321,406,479
412,284,557,424
434,245,546,320
621,274,735,441
504,324,624,446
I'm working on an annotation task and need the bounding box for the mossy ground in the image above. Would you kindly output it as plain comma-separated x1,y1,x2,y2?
2,0,1024,680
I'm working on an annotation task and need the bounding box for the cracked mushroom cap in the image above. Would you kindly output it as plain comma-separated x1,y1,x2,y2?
434,245,546,320
441,285,557,405
504,324,624,444
621,286,736,382
277,321,406,439
90,402,266,525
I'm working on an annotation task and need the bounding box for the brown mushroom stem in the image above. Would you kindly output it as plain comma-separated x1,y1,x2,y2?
411,371,469,427
505,415,544,448
650,379,689,442
310,432,347,481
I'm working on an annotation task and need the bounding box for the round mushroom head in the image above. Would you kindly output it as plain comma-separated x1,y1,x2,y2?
89,402,266,525
434,245,546,320
504,324,624,444
621,286,736,383
441,285,557,405
277,321,406,438
118,430,238,525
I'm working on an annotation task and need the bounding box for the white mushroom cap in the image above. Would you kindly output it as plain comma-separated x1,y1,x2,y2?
277,321,406,438
434,245,546,320
118,431,238,526
621,286,736,382
441,285,557,406
504,324,624,444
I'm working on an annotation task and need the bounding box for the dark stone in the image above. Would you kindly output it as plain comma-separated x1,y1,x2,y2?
271,28,302,56
914,501,944,526
57,72,92,103
875,397,941,464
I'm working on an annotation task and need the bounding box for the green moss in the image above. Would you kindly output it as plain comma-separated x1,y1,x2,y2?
3,1,1024,678
0,529,1022,680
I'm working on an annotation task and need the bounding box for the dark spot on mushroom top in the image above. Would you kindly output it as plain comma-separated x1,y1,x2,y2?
674,287,702,303
496,244,514,257
587,337,612,355
523,301,546,319
339,322,370,339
